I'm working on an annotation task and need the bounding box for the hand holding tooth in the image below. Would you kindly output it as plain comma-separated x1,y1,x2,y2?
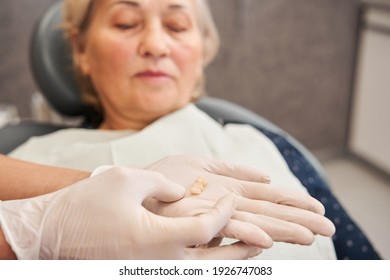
144,156,335,248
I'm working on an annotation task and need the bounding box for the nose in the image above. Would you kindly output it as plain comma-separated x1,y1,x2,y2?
138,24,170,58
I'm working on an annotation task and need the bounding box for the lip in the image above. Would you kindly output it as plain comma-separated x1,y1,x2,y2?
135,70,170,78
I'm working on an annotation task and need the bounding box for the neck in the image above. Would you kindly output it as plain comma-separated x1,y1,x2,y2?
99,115,156,131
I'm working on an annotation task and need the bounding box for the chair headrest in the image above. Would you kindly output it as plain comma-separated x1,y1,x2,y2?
30,1,93,119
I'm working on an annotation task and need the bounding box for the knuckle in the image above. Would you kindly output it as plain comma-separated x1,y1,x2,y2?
150,170,166,182
109,166,131,179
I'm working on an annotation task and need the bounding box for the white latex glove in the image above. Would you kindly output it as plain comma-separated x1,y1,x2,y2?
0,166,262,260
143,156,336,246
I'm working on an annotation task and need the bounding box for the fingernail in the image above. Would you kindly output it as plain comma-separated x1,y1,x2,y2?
262,234,273,249
315,203,326,215
249,247,263,258
263,175,271,184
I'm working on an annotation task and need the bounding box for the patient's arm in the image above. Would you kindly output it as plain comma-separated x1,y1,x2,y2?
0,154,90,200
0,155,89,259
0,228,16,259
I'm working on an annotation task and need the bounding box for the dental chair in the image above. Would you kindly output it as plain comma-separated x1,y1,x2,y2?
0,1,381,260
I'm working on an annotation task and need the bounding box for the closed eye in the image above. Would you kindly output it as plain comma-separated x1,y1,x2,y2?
115,23,139,30
168,26,187,33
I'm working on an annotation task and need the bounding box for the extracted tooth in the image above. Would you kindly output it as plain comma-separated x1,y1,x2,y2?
196,176,208,186
191,184,203,195
191,177,207,195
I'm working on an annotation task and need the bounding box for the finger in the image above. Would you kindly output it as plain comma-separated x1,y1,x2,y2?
205,158,271,184
233,211,316,245
158,193,236,246
236,182,326,215
236,197,335,237
186,241,263,260
114,169,186,203
218,219,273,248
147,172,186,203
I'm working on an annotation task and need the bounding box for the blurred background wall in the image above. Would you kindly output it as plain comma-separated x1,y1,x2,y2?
0,0,365,153
0,0,57,118
206,0,360,153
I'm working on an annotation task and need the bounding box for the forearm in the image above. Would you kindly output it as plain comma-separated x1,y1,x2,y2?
0,155,90,200
0,227,16,259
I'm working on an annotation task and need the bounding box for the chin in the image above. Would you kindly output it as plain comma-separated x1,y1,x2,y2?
142,96,187,114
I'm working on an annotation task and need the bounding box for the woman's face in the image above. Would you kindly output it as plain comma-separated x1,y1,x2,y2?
75,0,204,130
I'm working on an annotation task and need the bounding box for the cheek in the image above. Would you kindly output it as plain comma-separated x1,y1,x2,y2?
88,36,135,76
174,41,204,84
86,36,137,106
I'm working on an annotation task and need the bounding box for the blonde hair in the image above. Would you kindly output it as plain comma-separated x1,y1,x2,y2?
62,0,220,112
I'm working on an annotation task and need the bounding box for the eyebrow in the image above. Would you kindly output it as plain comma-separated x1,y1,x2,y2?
168,3,188,11
112,0,140,8
112,0,189,11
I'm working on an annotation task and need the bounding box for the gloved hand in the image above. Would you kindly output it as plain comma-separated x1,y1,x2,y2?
142,156,336,246
0,166,262,260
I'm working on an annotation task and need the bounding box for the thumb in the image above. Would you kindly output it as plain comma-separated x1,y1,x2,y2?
158,193,236,247
132,170,186,203
89,167,185,205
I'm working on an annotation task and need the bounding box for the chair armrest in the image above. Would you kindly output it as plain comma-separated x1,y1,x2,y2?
0,121,66,154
